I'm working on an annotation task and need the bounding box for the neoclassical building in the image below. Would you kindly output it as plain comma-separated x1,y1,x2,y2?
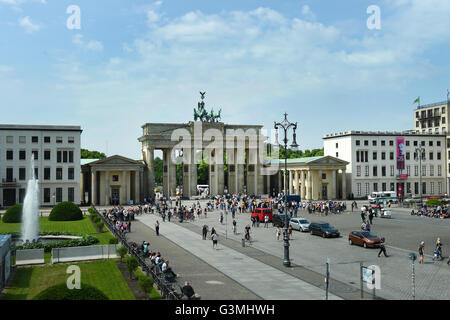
269,156,349,200
80,155,145,206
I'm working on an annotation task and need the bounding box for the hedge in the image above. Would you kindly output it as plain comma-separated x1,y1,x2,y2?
14,235,99,253
49,202,83,221
33,283,109,300
426,199,443,207
2,204,23,223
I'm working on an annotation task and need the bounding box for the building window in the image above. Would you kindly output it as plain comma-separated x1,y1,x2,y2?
69,151,74,163
68,168,74,180
6,136,13,143
382,183,387,191
406,140,410,146
381,166,386,176
32,150,38,160
430,165,434,176
430,182,434,194
390,165,394,176
56,136,63,143
56,188,63,203
322,173,327,180
365,183,370,196
19,150,26,160
112,175,119,182
372,140,377,146
56,168,63,180
357,183,362,196
406,182,411,194
335,143,338,148
390,152,394,160
389,140,394,146
19,136,26,143
44,188,51,203
406,152,410,160
415,165,418,176
437,152,441,160
365,151,368,162
19,168,26,180
390,183,395,192
44,167,50,180
414,141,418,146
63,151,68,163
438,165,442,176
373,183,378,192
429,152,433,160
364,140,368,146
68,187,74,202
421,141,425,146
365,166,369,177
414,182,419,194
336,152,339,157
422,182,426,195
34,168,38,179
44,136,50,143
381,140,385,146
407,166,410,176
57,151,62,163
32,136,38,143
6,150,13,160
438,182,442,194
437,141,441,147
44,150,51,160
429,141,433,147
373,152,377,160
356,151,360,162
422,165,426,176
68,137,75,144
356,140,360,146
381,152,386,160
356,166,361,177
373,166,378,177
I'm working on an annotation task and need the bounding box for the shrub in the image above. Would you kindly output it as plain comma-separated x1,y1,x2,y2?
96,221,104,232
49,202,83,221
33,283,109,300
2,204,23,223
88,208,96,215
426,199,443,207
138,276,154,295
116,246,128,262
125,256,138,279
109,238,119,244
14,235,99,253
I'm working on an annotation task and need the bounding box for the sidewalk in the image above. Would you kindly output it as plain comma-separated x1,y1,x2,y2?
137,214,342,300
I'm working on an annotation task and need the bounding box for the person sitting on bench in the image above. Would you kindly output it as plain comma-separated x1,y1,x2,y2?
161,259,177,280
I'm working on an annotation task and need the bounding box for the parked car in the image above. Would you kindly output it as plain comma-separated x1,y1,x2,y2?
348,231,381,248
289,218,310,232
309,222,340,238
272,214,292,227
251,208,273,222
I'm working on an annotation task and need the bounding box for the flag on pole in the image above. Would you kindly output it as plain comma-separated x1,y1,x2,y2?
413,96,420,105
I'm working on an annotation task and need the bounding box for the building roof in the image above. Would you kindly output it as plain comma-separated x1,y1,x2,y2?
267,155,348,166
81,159,99,165
323,130,446,139
0,124,82,132
268,156,325,164
415,100,449,110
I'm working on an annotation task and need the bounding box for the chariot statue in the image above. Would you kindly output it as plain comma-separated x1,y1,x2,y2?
193,92,222,123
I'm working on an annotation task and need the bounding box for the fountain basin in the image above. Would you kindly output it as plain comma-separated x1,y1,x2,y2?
12,235,82,246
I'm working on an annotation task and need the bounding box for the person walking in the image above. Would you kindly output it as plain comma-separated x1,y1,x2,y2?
211,232,218,249
276,227,281,241
378,237,388,257
202,225,208,240
232,220,237,234
369,211,374,225
168,210,171,222
288,224,293,239
418,241,425,264
264,215,269,228
220,212,224,224
155,220,160,236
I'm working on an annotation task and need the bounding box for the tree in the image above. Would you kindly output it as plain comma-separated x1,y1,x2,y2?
153,157,163,185
116,246,128,262
125,256,139,279
81,149,106,159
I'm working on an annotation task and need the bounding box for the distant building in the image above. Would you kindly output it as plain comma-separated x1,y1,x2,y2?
0,124,82,207
323,130,447,200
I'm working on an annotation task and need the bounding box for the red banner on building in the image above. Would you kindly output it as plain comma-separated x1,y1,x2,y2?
396,137,405,170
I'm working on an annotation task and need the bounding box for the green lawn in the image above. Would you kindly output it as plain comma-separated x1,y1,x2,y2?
0,260,135,300
0,216,115,244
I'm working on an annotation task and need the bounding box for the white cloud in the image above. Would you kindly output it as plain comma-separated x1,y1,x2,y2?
18,16,41,33
86,40,103,51
301,5,316,21
72,34,103,52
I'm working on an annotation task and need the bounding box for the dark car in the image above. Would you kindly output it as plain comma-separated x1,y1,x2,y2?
309,222,340,238
348,231,381,248
272,214,292,227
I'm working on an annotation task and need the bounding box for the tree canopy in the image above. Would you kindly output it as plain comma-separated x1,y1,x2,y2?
81,149,106,159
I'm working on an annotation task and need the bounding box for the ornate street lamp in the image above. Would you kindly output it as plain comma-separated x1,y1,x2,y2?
414,145,426,209
274,112,298,267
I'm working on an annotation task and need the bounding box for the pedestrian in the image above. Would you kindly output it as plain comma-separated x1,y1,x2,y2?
264,215,269,228
128,221,131,233
288,225,293,239
202,225,208,240
155,220,160,236
418,241,425,264
251,216,256,227
369,211,374,225
211,232,218,249
378,237,388,257
220,213,223,224
162,212,166,222
168,210,171,222
276,227,281,241
211,227,216,236
232,219,237,234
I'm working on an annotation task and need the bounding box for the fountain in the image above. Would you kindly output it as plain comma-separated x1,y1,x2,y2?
21,158,40,243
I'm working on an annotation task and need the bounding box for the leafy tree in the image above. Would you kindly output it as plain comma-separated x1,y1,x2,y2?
116,246,128,262
197,159,209,184
153,157,163,185
125,256,139,279
81,149,106,159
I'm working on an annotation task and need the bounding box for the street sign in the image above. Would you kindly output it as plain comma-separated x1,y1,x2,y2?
409,253,417,261
362,266,375,284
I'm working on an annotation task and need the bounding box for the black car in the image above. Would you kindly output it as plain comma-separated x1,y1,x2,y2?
272,214,291,227
309,222,340,238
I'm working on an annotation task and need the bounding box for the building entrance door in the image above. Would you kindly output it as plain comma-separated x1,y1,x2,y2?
322,185,328,200
112,188,120,205
3,189,16,207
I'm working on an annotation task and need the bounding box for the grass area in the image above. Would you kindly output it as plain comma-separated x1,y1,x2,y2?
0,216,115,245
134,268,163,300
0,260,135,300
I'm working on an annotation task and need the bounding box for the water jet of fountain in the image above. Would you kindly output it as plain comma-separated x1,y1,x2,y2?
21,158,40,243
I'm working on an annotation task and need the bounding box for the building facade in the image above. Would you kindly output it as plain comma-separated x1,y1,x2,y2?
323,131,447,200
0,125,82,207
413,99,450,193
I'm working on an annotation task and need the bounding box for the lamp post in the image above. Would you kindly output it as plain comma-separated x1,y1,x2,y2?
414,145,425,208
274,112,299,267
178,149,184,222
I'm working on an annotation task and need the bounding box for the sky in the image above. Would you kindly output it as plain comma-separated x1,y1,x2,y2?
1,0,450,159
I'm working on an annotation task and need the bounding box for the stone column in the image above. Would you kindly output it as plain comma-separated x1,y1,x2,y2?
80,172,85,203
183,146,198,198
332,169,337,199
318,170,322,200
278,170,282,195
105,170,110,206
288,170,293,195
144,147,155,199
134,170,140,203
91,170,97,205
121,170,127,204
307,170,312,200
300,170,305,200
294,170,299,195
342,169,347,200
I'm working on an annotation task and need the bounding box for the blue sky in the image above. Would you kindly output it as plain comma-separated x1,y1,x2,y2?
1,0,450,159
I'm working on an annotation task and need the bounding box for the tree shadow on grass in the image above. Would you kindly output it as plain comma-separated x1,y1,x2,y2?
0,267,34,300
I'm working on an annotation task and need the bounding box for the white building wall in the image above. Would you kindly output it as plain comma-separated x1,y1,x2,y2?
0,125,81,207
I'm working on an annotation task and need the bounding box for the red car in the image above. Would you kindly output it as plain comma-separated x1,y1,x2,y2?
251,208,273,222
